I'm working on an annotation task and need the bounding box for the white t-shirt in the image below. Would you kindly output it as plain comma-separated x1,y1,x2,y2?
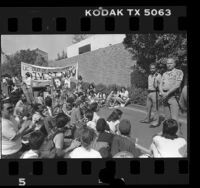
20,149,39,159
120,91,129,99
92,112,100,124
87,121,97,131
69,146,102,158
53,133,64,149
107,120,120,133
2,117,22,155
151,135,187,158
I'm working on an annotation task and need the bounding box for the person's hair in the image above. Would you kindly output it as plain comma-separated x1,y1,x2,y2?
56,113,70,128
45,96,52,107
29,131,45,150
85,110,94,121
107,109,123,122
167,56,177,63
1,99,12,110
80,127,97,150
162,119,179,140
38,91,43,97
78,75,82,80
33,103,43,112
121,87,126,92
89,102,98,112
89,83,95,89
96,118,110,133
25,72,31,77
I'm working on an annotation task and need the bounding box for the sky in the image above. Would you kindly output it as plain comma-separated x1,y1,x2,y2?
1,35,76,60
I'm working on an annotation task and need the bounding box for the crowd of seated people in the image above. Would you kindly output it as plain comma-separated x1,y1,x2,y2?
1,76,187,159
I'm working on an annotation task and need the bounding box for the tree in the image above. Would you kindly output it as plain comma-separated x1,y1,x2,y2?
56,50,68,60
1,49,48,77
123,34,187,75
72,35,90,44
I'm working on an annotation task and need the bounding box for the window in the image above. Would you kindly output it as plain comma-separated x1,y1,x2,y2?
79,44,91,54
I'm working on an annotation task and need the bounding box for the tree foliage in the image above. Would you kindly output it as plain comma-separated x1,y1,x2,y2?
1,49,48,77
56,50,68,60
123,34,187,75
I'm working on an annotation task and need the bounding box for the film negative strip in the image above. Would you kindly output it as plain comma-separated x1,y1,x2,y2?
0,2,189,186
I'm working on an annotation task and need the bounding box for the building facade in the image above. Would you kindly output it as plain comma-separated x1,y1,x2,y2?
33,48,48,61
49,42,136,87
67,34,126,58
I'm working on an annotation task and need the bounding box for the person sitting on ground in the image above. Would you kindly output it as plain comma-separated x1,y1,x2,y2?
106,88,120,107
111,119,140,157
96,118,114,147
20,130,45,159
107,109,123,134
84,110,96,131
14,94,28,112
1,99,30,159
69,126,102,158
36,91,44,105
70,99,83,126
89,102,100,124
43,85,52,99
116,87,130,107
62,97,74,118
91,118,113,158
44,96,53,117
88,90,97,104
150,119,187,158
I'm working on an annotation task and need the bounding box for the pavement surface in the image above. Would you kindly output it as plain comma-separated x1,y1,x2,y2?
97,105,187,150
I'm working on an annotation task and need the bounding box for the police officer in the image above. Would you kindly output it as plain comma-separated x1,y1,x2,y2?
140,63,161,127
159,57,184,122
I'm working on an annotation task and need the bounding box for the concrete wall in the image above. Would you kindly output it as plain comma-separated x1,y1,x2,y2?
50,43,136,87
67,34,125,58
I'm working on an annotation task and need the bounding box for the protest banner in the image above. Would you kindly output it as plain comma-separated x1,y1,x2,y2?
21,62,78,88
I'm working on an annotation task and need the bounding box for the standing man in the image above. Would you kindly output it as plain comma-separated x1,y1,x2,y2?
140,63,162,127
159,57,184,122
24,72,34,104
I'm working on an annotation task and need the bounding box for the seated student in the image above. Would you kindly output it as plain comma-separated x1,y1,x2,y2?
89,102,100,124
111,119,140,157
96,118,114,147
116,87,130,107
69,127,102,158
150,119,187,158
20,131,45,159
107,109,123,134
1,99,30,159
84,110,96,131
62,97,74,118
36,91,44,105
106,88,120,107
88,90,96,104
70,99,83,126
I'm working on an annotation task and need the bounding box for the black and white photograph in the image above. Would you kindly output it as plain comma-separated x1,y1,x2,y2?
1,34,187,159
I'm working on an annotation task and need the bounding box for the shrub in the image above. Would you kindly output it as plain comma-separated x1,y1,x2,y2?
128,87,148,106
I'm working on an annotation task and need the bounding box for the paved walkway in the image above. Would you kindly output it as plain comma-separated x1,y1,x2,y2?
98,105,187,151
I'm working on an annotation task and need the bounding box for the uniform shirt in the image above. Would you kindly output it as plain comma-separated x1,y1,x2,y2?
53,133,64,149
151,135,187,158
161,68,183,91
92,112,100,124
148,73,161,90
69,146,102,158
2,117,22,155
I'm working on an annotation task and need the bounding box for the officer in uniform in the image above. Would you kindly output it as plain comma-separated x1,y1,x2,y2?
140,63,162,127
159,57,184,122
